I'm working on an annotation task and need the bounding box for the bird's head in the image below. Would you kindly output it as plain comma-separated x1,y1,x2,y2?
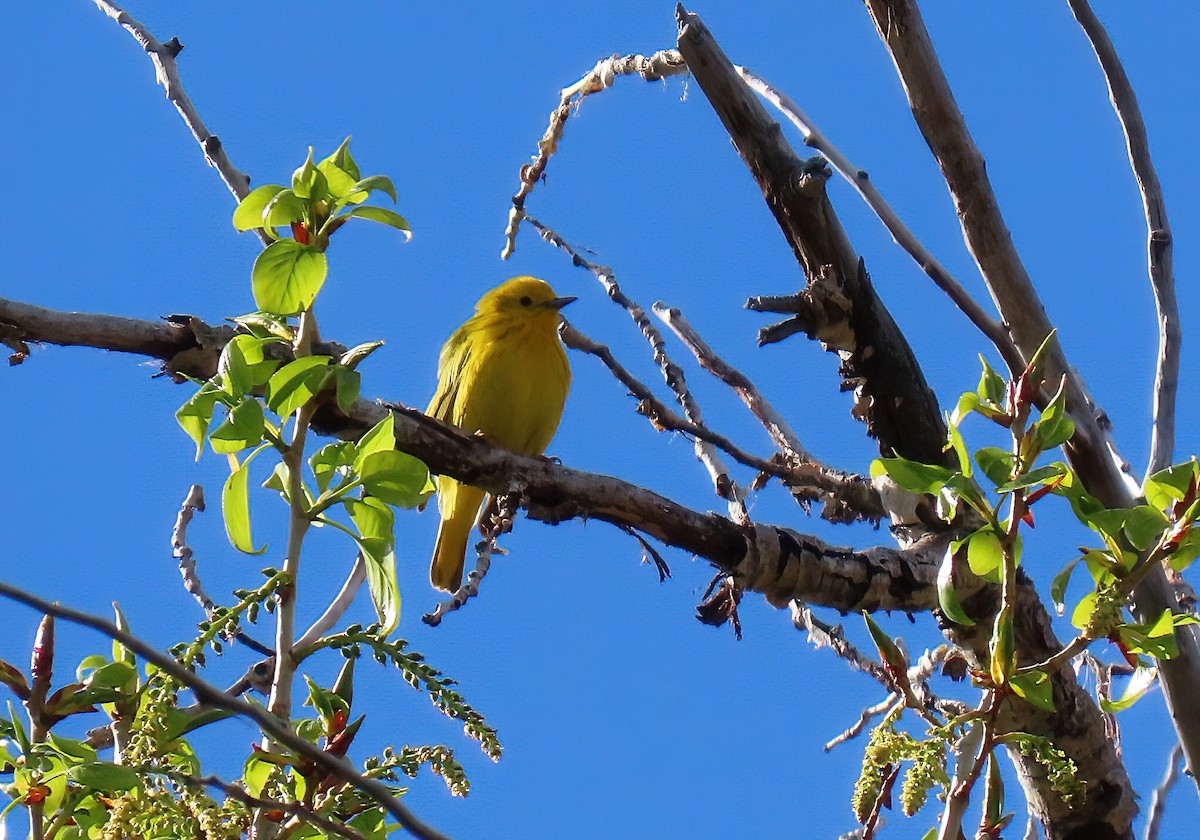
476,276,576,324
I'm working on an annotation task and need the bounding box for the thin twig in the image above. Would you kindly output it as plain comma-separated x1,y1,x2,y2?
825,694,897,752
0,577,450,840
652,301,813,461
422,491,520,626
1143,743,1184,840
735,66,1022,373
529,216,750,523
90,1,256,214
295,555,366,652
789,601,887,684
174,773,367,840
171,484,273,657
1066,0,1180,481
501,50,687,259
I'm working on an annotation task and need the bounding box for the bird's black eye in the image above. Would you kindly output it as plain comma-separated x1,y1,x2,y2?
519,296,533,307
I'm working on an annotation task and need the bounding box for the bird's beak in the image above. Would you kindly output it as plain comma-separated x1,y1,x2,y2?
544,296,577,310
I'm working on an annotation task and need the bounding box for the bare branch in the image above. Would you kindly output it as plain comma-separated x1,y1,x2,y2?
1143,744,1184,840
1066,0,1180,481
422,491,520,627
735,66,1022,372
825,695,897,752
172,484,273,657
0,578,450,840
527,216,750,523
500,50,687,259
90,1,254,208
294,555,366,652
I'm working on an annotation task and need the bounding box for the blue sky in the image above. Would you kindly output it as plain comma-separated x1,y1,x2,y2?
2,2,1198,837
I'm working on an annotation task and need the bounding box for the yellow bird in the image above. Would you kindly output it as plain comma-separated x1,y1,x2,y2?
427,276,575,592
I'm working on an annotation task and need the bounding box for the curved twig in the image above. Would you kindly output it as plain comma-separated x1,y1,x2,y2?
500,50,687,259
1066,0,1180,481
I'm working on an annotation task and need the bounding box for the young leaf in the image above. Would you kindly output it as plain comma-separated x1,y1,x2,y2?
348,174,398,203
1123,505,1169,552
309,441,356,493
209,397,265,454
66,762,142,794
339,340,385,370
990,605,1015,685
995,463,1068,495
937,545,974,626
252,239,328,316
1145,459,1199,512
359,450,434,509
861,611,909,684
1071,591,1099,631
223,453,268,555
869,457,955,495
346,496,395,542
357,535,400,634
291,147,329,200
1009,670,1056,712
265,356,332,418
1031,375,1075,451
343,205,411,239
965,528,1005,582
263,188,306,231
1050,555,1084,616
354,413,397,469
333,366,361,412
232,184,286,231
943,414,972,477
1099,667,1157,713
974,447,1015,487
176,381,223,459
318,138,363,201
217,334,268,400
977,355,1006,405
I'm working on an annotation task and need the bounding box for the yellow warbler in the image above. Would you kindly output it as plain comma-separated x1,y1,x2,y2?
427,276,575,591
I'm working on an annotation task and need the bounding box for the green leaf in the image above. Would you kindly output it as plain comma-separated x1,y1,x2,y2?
346,497,395,542
995,463,1068,494
252,239,328,316
1071,591,1099,631
966,528,1005,582
111,604,134,667
869,457,955,495
1050,555,1083,616
67,762,142,794
176,381,222,459
1099,667,1157,713
861,611,909,679
265,356,332,418
84,662,137,691
210,397,265,454
229,311,294,343
1086,508,1130,543
360,535,400,634
359,450,434,509
310,441,356,493
348,174,398,203
318,138,363,201
990,605,1015,685
1118,610,1180,659
232,184,286,231
944,414,972,477
344,205,411,239
242,753,275,798
223,451,269,555
1168,529,1200,572
937,545,974,626
333,366,361,412
974,447,1014,488
1032,376,1075,450
263,188,306,231
355,413,397,469
1124,505,1170,551
263,461,290,498
291,147,329,200
162,707,234,740
1009,670,1056,712
1145,459,1199,512
977,356,1006,405
217,334,269,399
340,340,385,370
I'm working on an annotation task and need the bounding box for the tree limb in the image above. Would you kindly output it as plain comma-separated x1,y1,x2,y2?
1065,0,1180,482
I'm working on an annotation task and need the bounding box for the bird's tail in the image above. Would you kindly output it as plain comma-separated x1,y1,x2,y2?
430,476,486,593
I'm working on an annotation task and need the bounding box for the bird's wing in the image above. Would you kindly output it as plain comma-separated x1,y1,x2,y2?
426,323,473,423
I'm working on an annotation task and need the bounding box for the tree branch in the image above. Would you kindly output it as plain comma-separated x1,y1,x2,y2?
734,66,1022,373
1065,0,1180,482
861,0,1200,800
90,0,255,209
